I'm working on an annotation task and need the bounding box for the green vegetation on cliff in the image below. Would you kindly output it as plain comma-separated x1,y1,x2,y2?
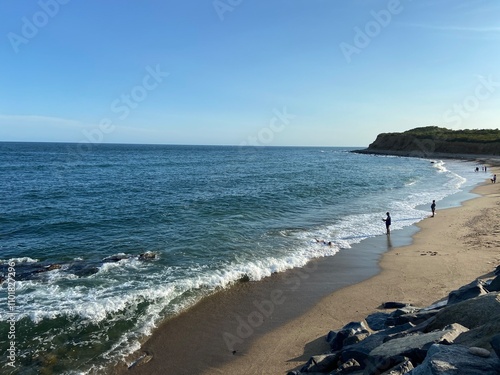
386,126,500,143
362,126,500,156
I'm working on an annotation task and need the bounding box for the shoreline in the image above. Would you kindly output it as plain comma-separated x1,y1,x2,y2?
114,165,499,375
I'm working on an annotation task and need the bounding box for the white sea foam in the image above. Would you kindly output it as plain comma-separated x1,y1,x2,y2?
0,257,39,264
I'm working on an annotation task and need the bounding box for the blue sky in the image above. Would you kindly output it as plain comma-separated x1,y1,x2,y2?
0,0,499,146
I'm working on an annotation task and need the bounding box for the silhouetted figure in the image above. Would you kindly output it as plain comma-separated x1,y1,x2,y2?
383,212,391,235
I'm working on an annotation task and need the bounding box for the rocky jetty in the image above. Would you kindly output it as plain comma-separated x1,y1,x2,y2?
288,267,500,375
355,126,500,158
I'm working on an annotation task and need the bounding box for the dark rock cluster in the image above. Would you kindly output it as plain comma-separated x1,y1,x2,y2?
0,251,158,282
289,268,500,375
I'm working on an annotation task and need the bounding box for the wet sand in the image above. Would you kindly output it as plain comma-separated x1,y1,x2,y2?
114,168,500,375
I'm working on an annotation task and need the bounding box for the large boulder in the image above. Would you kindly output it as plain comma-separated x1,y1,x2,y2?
426,292,500,331
340,323,413,365
447,279,488,305
486,275,500,292
454,320,500,350
380,359,414,375
369,323,468,362
408,344,500,375
365,312,391,331
327,321,370,351
491,334,500,358
386,310,440,327
299,352,340,373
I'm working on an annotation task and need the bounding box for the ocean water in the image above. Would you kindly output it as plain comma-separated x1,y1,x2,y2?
0,142,487,374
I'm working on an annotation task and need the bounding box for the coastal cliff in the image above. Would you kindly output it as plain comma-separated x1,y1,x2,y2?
356,127,500,158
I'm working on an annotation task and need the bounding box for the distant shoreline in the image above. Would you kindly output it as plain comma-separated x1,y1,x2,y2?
352,148,500,167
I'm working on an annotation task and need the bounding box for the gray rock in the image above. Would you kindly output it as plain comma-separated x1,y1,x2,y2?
468,346,491,357
486,275,500,292
328,321,369,351
138,251,157,260
383,302,410,309
364,355,409,375
390,307,422,317
454,320,500,349
447,279,488,305
365,312,391,331
491,333,500,358
369,323,468,361
343,332,370,347
340,323,414,365
300,352,340,373
386,310,439,327
127,352,153,369
408,344,500,375
380,359,414,375
336,358,362,374
426,292,500,331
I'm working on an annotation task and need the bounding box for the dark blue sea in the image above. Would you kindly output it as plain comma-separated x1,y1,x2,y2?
0,142,486,374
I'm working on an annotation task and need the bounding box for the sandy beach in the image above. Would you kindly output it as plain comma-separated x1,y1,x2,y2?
116,167,500,375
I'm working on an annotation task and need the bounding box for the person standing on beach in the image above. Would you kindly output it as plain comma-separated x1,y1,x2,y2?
431,200,436,217
383,212,391,235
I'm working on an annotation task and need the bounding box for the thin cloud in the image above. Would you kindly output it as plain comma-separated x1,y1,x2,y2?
0,114,81,126
402,23,500,33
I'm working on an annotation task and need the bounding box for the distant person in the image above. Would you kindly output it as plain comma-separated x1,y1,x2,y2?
315,239,334,247
475,167,479,172
382,212,391,235
492,174,497,184
431,200,436,217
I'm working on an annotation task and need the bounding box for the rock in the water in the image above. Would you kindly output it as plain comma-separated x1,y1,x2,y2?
103,254,130,262
426,292,500,331
33,264,62,273
447,279,488,305
409,344,500,375
138,251,157,261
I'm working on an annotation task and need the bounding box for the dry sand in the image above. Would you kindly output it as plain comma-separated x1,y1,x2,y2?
115,169,500,375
